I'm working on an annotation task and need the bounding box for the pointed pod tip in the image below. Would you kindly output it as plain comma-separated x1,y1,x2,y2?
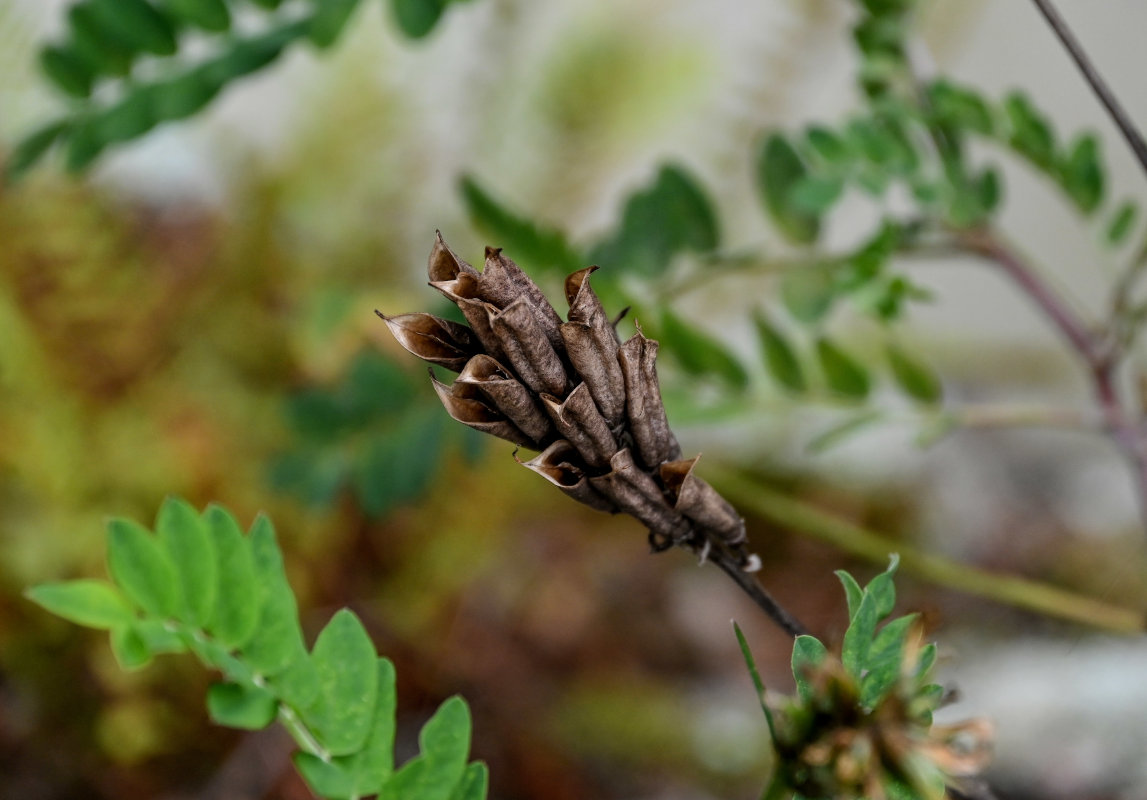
484,245,503,259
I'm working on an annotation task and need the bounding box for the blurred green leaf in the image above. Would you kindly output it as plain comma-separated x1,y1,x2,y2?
310,0,362,48
789,175,845,215
111,624,154,670
306,610,380,756
1059,134,1104,214
355,406,447,517
1106,200,1138,246
1004,91,1056,170
207,681,279,730
391,0,450,39
791,635,828,703
6,120,70,181
295,754,357,799
815,338,870,399
853,15,906,60
93,88,158,144
860,614,917,708
805,125,851,166
757,134,820,244
807,410,884,454
887,344,941,405
68,4,135,77
927,79,994,136
449,763,489,800
204,506,260,648
26,580,135,630
40,46,95,98
590,164,720,277
161,0,232,32
88,0,178,57
135,617,189,655
460,176,585,277
867,554,900,620
781,265,836,324
754,312,806,393
659,309,749,389
151,69,223,121
107,518,180,618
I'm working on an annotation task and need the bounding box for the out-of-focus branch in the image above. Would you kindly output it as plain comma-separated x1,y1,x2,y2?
708,465,1146,635
1029,0,1147,181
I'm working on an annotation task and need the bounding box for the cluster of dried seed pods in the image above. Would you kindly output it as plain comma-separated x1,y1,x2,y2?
379,233,759,572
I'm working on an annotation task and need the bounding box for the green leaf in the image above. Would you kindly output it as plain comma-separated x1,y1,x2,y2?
6,120,70,181
92,89,157,145
343,659,399,793
242,515,308,677
309,0,362,48
204,505,261,649
111,624,153,670
815,338,870,399
788,175,845,215
927,80,993,136
161,0,231,32
449,762,488,800
805,125,851,166
1060,133,1104,214
866,553,900,621
755,312,806,393
305,609,380,756
1004,91,1056,170
26,580,135,629
135,617,188,654
841,590,879,680
887,344,942,405
88,0,178,56
206,681,279,730
733,622,775,736
295,753,357,799
355,407,447,518
589,164,720,278
157,497,217,627
860,614,917,708
391,0,450,39
152,69,223,121
67,4,135,77
835,570,864,620
40,46,95,98
384,697,471,800
107,518,180,618
781,265,836,324
791,635,828,703
204,21,306,83
659,309,749,389
1107,201,1138,246
915,642,937,682
807,410,884,454
267,647,320,711
64,121,106,173
757,133,820,244
459,175,584,277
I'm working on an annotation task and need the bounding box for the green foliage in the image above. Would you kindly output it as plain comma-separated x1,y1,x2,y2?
755,312,807,393
590,163,721,277
658,309,749,389
26,502,487,800
886,344,942,405
758,134,822,244
270,348,481,518
8,0,474,180
815,338,871,400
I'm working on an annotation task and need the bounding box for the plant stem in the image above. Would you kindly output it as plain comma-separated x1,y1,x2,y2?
1029,0,1147,181
708,465,1146,635
708,546,809,638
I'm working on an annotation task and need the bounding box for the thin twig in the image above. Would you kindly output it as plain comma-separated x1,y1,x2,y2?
706,546,809,638
708,464,1146,635
1029,0,1147,181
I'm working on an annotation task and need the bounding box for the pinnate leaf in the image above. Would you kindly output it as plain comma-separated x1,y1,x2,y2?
305,609,380,756
27,580,134,629
816,338,871,399
110,623,153,670
242,515,308,676
791,635,828,703
107,518,180,618
755,313,806,393
204,505,260,649
757,133,820,244
660,310,749,389
157,497,218,627
207,681,279,730
1107,201,1138,246
887,344,941,405
860,613,917,708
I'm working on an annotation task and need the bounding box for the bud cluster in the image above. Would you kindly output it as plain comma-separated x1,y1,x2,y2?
379,233,758,570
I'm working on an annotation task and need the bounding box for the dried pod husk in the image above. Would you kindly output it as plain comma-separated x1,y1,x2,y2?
541,383,618,470
618,328,682,468
561,267,626,426
519,439,618,513
430,373,534,448
456,354,553,444
481,247,566,352
589,448,691,543
428,230,479,283
428,284,506,362
660,456,746,544
377,311,480,372
492,298,569,396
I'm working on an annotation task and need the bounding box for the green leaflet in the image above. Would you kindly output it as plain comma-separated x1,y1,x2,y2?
887,344,942,405
242,515,309,677
815,337,871,399
157,497,218,628
791,635,828,703
757,133,821,244
305,610,380,756
25,580,134,630
207,681,279,730
755,312,807,393
107,518,180,618
204,505,261,650
659,309,749,389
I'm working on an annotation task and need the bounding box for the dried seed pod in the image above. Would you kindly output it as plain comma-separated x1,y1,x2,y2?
492,298,569,396
519,440,618,513
430,373,534,447
456,354,553,444
541,383,618,470
589,448,691,544
428,230,479,283
481,247,566,352
376,311,481,372
561,267,626,426
660,456,746,544
618,328,682,469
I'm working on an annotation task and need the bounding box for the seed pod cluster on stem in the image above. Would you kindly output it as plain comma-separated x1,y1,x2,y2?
379,232,765,576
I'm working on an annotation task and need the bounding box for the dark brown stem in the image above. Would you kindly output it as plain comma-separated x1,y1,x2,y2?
706,547,809,638
1030,0,1147,181
960,226,1147,534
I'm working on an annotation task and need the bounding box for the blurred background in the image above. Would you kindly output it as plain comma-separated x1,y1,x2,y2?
2,1,1146,798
